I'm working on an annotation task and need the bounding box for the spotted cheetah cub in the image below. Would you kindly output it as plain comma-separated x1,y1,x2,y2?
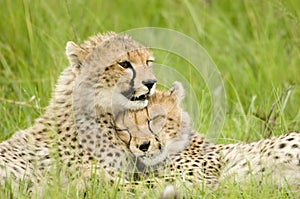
0,32,158,191
220,132,300,187
115,81,193,167
115,82,300,189
115,82,221,187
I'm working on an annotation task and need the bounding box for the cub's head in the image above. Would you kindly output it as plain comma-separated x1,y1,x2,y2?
115,82,192,166
67,32,156,112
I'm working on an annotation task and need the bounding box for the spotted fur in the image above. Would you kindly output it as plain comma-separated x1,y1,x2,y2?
0,32,157,192
115,82,300,190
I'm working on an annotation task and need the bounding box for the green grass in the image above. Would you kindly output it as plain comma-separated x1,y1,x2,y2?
0,0,300,198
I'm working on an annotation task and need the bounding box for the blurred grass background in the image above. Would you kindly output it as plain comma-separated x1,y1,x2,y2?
0,0,299,198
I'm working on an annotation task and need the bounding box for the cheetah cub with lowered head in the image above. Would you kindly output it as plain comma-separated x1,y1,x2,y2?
0,32,160,191
116,82,221,187
115,81,300,189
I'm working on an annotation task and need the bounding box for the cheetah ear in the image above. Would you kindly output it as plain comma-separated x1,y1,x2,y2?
116,129,131,145
114,112,132,144
170,81,185,103
65,41,88,70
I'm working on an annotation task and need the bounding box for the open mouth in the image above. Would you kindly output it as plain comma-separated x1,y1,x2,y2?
130,94,147,101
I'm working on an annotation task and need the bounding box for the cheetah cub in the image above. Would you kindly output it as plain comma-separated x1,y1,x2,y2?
0,32,158,192
115,81,193,167
115,82,300,189
115,82,221,187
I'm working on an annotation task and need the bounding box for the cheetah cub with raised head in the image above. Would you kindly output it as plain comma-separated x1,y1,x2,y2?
0,32,158,192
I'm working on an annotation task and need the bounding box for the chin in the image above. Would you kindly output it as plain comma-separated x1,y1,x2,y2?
126,99,149,111
139,150,167,167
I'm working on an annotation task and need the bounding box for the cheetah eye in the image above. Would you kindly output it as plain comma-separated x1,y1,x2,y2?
146,60,154,66
148,115,166,134
118,61,132,69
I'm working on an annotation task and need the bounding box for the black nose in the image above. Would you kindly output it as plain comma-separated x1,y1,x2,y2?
138,141,151,152
142,79,157,91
